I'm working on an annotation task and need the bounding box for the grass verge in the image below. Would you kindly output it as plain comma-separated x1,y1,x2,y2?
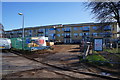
104,48,120,53
80,54,113,67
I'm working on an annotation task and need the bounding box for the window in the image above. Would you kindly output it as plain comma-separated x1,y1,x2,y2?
29,30,32,34
57,34,60,37
65,33,70,37
104,32,112,37
45,28,49,36
62,34,64,36
4,32,6,34
19,30,22,33
92,26,97,30
66,33,70,36
11,31,13,33
45,32,48,36
45,28,49,32
15,31,18,33
99,33,104,37
83,26,90,30
104,25,111,30
74,27,78,31
49,33,54,37
57,29,60,32
83,33,89,36
85,33,89,36
30,30,32,32
33,30,37,33
64,27,70,31
79,33,83,36
62,28,64,31
15,31,17,33
38,34,44,36
93,33,97,36
105,32,112,35
25,30,28,33
49,28,55,30
39,29,44,32
74,33,79,37
65,33,70,38
80,27,82,30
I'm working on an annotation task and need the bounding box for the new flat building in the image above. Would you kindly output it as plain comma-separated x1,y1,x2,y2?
5,24,62,41
5,22,120,44
56,22,120,44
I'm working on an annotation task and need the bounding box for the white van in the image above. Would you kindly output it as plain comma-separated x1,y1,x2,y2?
0,38,11,49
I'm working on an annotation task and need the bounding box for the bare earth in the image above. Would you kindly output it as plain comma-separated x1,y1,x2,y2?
2,44,119,79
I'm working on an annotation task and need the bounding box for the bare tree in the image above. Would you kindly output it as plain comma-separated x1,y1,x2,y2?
85,1,120,27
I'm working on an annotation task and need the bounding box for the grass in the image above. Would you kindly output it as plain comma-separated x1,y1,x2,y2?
104,48,120,53
92,48,120,54
92,51,99,54
80,54,112,66
86,55,107,62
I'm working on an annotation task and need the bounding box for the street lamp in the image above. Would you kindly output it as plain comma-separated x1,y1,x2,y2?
18,13,24,50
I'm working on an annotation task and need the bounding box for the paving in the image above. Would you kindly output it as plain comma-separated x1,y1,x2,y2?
2,52,46,75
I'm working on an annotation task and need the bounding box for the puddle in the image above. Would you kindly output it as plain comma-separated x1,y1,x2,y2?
101,72,111,76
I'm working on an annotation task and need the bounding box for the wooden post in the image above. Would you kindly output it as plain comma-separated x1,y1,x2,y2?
85,45,90,56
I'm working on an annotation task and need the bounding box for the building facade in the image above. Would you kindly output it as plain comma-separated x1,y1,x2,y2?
0,23,4,38
5,22,120,44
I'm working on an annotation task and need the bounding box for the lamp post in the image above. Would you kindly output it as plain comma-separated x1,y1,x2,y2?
18,13,24,50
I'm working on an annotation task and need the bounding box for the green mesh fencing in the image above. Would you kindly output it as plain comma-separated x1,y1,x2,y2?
10,37,48,51
10,37,31,50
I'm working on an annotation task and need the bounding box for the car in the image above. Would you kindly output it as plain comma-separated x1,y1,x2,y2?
0,38,11,49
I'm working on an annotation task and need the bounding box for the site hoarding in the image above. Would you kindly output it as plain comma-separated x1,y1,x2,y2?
94,38,103,51
11,36,48,51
